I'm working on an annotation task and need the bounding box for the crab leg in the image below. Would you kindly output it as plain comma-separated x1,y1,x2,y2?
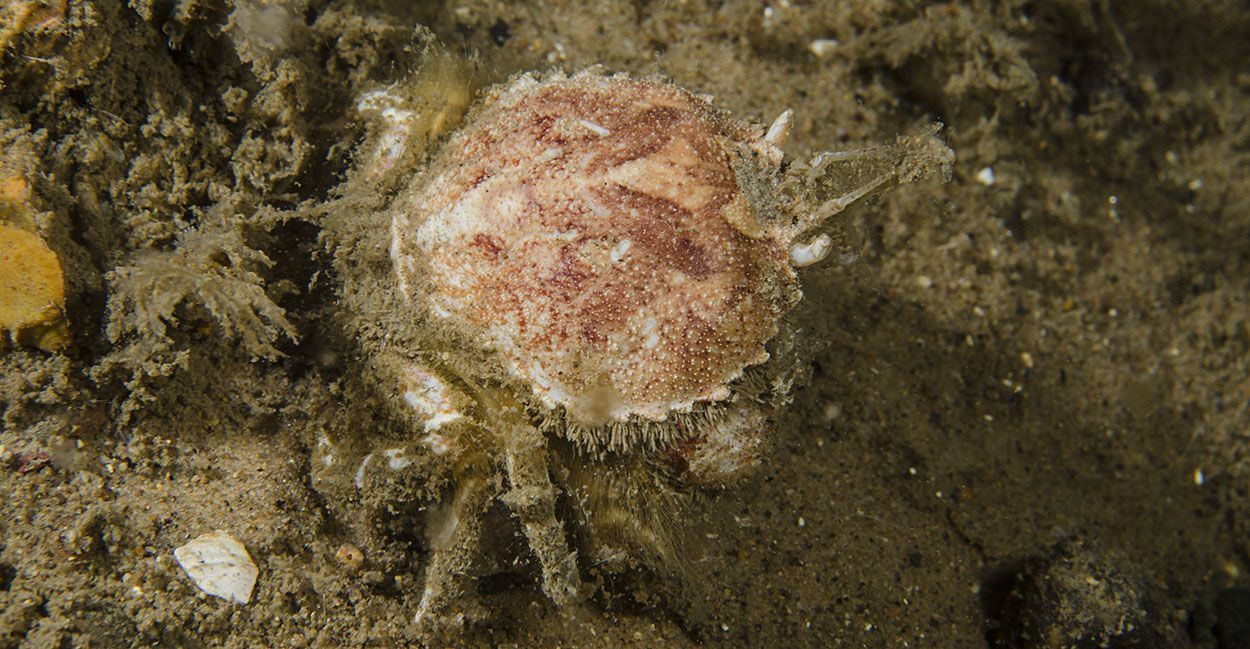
499,417,582,605
415,475,492,631
789,123,954,245
791,150,901,238
461,382,583,606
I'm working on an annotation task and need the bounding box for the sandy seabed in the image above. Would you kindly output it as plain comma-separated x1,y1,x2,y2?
2,1,1249,647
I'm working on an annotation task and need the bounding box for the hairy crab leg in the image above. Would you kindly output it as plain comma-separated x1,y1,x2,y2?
500,423,582,605
790,150,904,239
415,475,493,631
483,391,582,606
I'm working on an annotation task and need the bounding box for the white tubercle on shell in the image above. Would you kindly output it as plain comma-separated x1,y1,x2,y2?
754,108,793,165
173,530,258,605
764,109,794,148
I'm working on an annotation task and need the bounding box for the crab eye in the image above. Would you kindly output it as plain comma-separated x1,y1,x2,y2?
789,234,833,268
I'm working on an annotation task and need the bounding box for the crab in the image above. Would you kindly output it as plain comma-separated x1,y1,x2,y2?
319,66,952,633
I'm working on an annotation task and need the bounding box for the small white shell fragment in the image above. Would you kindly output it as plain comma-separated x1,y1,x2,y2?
354,453,374,489
808,39,841,57
788,234,833,268
576,118,610,136
976,166,996,186
173,531,258,605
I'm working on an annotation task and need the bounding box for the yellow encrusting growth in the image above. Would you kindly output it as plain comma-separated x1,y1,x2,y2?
0,188,68,351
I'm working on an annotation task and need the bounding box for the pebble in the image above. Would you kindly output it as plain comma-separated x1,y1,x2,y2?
808,39,840,57
335,543,364,571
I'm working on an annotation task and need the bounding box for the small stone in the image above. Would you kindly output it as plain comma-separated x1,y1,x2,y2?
976,166,996,186
990,538,1176,648
173,531,258,605
807,39,840,57
335,543,364,571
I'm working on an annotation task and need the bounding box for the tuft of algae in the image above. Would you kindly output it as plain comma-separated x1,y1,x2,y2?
0,175,68,352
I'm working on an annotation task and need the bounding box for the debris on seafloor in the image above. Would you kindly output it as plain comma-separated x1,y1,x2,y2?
12,449,52,475
334,543,365,571
0,175,68,352
173,530,259,605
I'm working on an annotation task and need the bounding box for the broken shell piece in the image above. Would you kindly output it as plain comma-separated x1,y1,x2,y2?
173,531,258,605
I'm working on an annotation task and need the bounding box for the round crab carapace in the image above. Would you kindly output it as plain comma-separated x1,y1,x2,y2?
390,73,800,427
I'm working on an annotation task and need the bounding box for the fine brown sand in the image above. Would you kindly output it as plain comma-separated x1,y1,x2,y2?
2,1,1249,647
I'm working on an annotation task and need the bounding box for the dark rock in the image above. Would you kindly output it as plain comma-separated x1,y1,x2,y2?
989,538,1179,648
